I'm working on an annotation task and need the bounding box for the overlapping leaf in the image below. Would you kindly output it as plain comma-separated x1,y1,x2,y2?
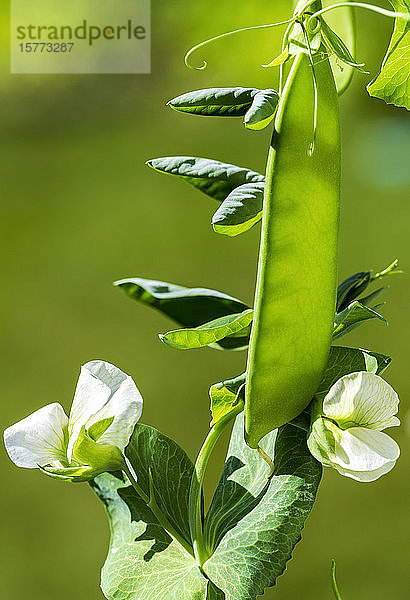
203,414,322,599
147,157,264,202
333,300,386,339
168,87,279,130
115,278,249,351
318,346,391,393
367,0,410,109
91,424,210,600
212,181,264,236
209,372,246,426
160,309,253,350
322,0,357,94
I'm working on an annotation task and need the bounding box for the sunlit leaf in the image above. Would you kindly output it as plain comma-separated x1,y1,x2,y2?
203,414,322,599
159,309,253,350
318,346,391,393
147,156,264,202
333,301,386,339
115,277,250,351
209,373,246,426
91,425,211,599
212,181,264,236
320,17,366,72
168,87,279,130
243,90,279,130
322,0,357,94
367,0,410,109
168,87,260,116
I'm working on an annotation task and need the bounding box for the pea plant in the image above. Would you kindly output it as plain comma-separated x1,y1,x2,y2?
4,1,409,598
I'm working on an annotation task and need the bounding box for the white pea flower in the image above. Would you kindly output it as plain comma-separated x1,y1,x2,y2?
307,371,400,482
4,361,143,482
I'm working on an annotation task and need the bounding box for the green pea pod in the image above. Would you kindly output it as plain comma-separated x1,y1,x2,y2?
245,52,340,448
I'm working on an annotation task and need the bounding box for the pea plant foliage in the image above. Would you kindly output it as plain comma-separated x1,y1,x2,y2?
4,1,408,599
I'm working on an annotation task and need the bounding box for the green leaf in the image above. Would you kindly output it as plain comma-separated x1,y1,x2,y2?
318,346,391,393
160,309,253,350
336,260,401,312
91,424,211,599
167,87,279,131
147,157,264,202
168,87,260,116
243,90,279,130
333,301,386,339
320,17,366,72
203,414,322,599
209,373,246,426
336,270,371,312
367,0,410,109
212,181,264,236
322,0,357,94
114,278,250,351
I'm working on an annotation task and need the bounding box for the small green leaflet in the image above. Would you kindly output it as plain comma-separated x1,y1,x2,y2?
203,414,322,600
317,346,391,393
336,260,400,312
212,181,264,236
147,157,264,202
322,0,357,94
168,87,259,116
209,372,246,426
91,424,210,600
243,89,279,130
336,270,371,312
114,278,249,351
168,87,279,130
159,309,253,350
367,0,410,109
320,18,366,72
333,300,386,339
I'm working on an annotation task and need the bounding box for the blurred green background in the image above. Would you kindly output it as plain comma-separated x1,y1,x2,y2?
1,1,409,599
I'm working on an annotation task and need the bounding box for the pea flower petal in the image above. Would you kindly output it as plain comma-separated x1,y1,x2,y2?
4,403,68,468
67,360,142,460
322,371,400,430
308,372,400,482
4,360,143,482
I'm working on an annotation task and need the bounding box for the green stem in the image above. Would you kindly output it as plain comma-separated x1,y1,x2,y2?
331,559,343,600
184,19,295,70
188,403,244,566
310,2,409,21
122,460,194,558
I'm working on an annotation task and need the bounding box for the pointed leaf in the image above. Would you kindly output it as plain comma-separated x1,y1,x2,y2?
320,17,366,72
212,181,264,236
367,0,410,109
115,278,250,351
90,424,211,599
168,87,259,116
318,346,391,393
333,301,386,339
322,0,357,94
92,474,208,600
243,90,279,130
147,157,264,202
203,414,322,599
160,309,253,350
336,270,371,312
210,373,246,426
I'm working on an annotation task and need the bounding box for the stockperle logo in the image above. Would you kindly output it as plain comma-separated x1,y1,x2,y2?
11,0,151,74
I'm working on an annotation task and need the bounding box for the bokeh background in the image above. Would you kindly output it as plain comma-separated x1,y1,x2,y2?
1,1,409,599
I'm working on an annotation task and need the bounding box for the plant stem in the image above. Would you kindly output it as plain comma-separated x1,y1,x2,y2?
331,559,343,599
122,460,195,558
188,403,244,566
